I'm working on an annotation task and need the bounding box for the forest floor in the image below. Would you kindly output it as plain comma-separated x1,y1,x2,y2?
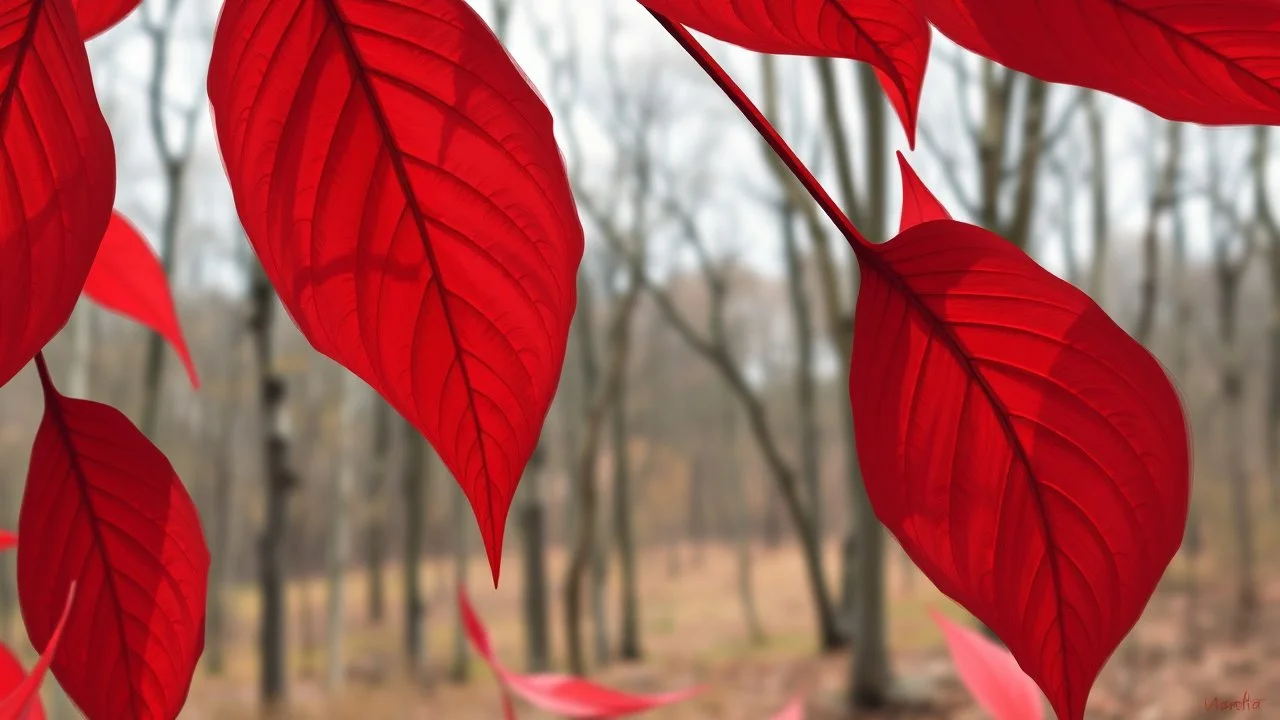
182,540,1280,719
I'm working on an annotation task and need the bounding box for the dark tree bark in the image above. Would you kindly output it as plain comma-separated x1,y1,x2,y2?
249,259,298,710
612,350,642,661
519,443,551,671
366,401,393,625
403,419,429,678
449,479,470,683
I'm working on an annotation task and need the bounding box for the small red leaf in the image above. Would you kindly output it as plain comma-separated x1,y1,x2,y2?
769,698,804,720
0,531,14,552
931,609,1044,720
83,212,200,389
896,151,951,234
18,358,209,720
0,585,75,720
0,645,44,720
640,0,929,146
921,0,1280,126
851,220,1189,720
71,0,142,39
0,0,116,391
460,590,700,717
208,0,583,585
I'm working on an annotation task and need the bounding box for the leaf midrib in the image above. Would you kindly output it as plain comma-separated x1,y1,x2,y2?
314,0,498,548
859,230,1077,718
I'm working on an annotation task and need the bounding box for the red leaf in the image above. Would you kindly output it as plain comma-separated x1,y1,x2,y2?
460,590,700,717
921,0,1280,126
769,698,804,720
0,0,116,391
896,151,950,234
0,645,44,720
640,0,929,146
931,609,1044,720
850,220,1189,720
71,0,142,40
207,0,583,585
0,531,14,552
0,585,75,720
18,357,209,720
83,212,200,389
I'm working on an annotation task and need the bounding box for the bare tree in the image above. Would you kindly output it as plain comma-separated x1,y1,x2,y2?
1134,121,1183,346
403,420,429,678
325,376,362,690
519,444,551,671
138,0,204,437
1209,128,1258,639
248,253,298,709
365,401,394,624
450,480,470,683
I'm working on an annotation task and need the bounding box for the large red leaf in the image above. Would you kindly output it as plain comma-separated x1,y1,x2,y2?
850,219,1189,720
71,0,142,39
207,0,583,584
18,357,209,720
0,0,116,391
640,0,929,146
921,0,1280,126
931,609,1044,720
83,212,200,389
0,585,75,720
0,531,14,552
460,590,700,718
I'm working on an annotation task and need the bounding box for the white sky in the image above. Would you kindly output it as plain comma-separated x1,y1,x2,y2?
83,0,1267,301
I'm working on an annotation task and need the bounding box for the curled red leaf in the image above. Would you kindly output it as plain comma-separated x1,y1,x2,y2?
641,0,929,146
207,0,583,585
71,0,142,39
931,609,1044,720
922,0,1280,126
83,212,200,389
0,644,44,720
18,358,209,720
896,151,951,234
851,219,1189,720
460,590,700,717
0,0,116,391
0,585,75,720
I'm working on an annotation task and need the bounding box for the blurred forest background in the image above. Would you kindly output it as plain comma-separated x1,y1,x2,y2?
0,0,1274,718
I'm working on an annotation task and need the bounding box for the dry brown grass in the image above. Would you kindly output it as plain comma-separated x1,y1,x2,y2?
179,537,1280,719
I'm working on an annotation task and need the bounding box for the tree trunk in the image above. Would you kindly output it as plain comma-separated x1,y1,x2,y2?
250,261,296,709
723,384,764,643
520,443,551,672
402,420,428,678
612,384,642,661
780,194,822,556
1135,122,1182,346
847,62,893,708
205,398,237,676
366,401,393,625
1084,92,1109,302
325,377,360,690
450,480,470,683
566,268,643,676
